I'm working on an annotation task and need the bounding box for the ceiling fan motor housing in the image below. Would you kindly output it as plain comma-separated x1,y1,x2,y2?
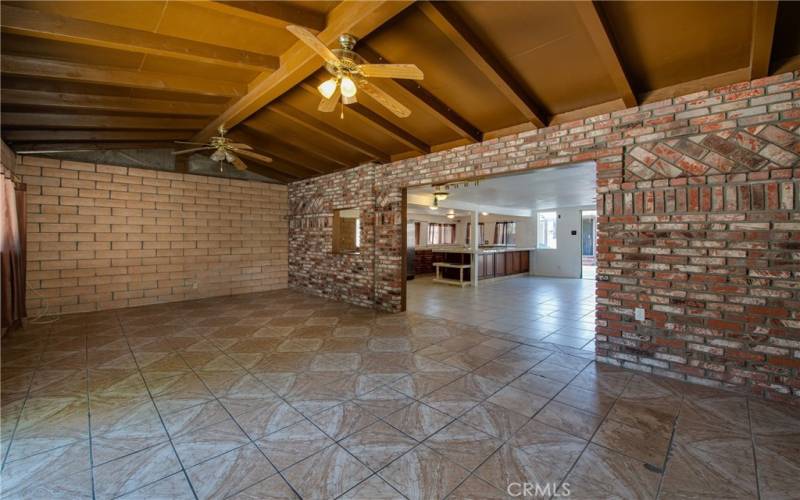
325,34,366,79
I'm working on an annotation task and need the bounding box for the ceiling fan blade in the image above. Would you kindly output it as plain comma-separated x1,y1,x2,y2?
286,25,339,64
174,141,209,146
359,64,424,80
228,143,253,150
318,86,341,113
172,147,214,155
229,154,248,171
358,80,411,118
235,149,273,164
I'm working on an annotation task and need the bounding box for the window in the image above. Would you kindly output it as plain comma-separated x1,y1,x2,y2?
428,223,456,245
332,208,361,253
537,211,557,249
493,222,516,245
466,222,485,245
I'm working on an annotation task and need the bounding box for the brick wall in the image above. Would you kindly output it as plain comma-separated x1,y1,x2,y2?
289,71,800,402
18,156,288,316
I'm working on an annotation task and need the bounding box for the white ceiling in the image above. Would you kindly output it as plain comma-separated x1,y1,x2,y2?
407,162,596,215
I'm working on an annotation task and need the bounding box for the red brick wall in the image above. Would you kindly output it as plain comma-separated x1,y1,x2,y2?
289,71,800,402
18,156,288,315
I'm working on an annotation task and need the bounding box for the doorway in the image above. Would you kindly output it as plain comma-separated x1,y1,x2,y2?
580,209,597,280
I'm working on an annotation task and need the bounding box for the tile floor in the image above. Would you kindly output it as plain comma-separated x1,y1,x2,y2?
407,275,597,352
1,286,798,499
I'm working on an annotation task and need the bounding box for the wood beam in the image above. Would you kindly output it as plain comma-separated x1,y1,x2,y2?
0,5,278,71
299,79,430,154
234,126,336,175
1,56,246,97
4,130,192,143
269,102,389,163
2,113,206,130
417,1,546,127
356,44,483,143
637,67,751,104
574,1,636,107
192,1,413,141
749,0,778,79
193,1,326,32
0,89,224,116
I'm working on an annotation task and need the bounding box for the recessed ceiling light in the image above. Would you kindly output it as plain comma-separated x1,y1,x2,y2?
446,214,455,219
481,212,489,216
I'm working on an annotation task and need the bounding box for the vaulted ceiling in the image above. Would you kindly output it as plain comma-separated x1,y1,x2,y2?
1,1,798,183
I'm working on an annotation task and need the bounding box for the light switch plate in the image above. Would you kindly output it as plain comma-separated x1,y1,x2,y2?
635,307,645,321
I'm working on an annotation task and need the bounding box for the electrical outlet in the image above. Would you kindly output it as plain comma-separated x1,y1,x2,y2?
635,307,645,321
192,282,199,290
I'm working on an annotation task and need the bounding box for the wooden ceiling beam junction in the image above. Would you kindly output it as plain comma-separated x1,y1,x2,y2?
269,102,389,163
0,4,278,71
0,89,224,116
193,1,326,32
1,55,246,97
192,1,413,141
356,44,483,143
417,1,547,127
574,1,636,108
1,112,206,130
749,0,779,80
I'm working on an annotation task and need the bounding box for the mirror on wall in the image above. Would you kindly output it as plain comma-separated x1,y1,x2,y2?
332,208,361,253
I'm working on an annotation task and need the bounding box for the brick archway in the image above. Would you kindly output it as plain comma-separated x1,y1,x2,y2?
290,71,800,402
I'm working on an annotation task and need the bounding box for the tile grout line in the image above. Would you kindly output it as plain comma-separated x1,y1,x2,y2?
746,398,763,500
0,323,51,471
113,311,200,500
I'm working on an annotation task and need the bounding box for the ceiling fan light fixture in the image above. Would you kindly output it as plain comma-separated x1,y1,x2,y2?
340,76,357,98
318,78,338,99
433,191,449,201
447,214,455,219
210,149,226,162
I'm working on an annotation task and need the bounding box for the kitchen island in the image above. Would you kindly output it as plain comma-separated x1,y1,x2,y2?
413,246,533,283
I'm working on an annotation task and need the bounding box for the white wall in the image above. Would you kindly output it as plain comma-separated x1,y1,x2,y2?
532,205,594,278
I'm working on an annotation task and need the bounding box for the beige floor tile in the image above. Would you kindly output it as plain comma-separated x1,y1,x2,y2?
563,443,660,499
229,474,299,499
448,475,510,499
186,443,276,499
458,401,530,440
171,417,250,467
93,442,182,500
117,472,194,499
425,421,502,471
752,432,800,499
1,439,91,498
309,401,378,441
283,444,372,499
379,445,470,500
554,384,616,415
383,401,453,441
659,436,757,499
340,475,405,499
486,385,549,418
533,401,604,440
340,421,417,470
255,419,334,471
232,399,305,440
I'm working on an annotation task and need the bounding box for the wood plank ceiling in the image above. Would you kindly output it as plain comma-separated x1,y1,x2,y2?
1,0,798,183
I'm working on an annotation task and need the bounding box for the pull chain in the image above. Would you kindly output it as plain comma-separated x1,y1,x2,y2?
340,100,344,120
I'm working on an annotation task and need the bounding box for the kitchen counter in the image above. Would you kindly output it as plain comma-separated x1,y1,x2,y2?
415,246,535,254
413,247,532,281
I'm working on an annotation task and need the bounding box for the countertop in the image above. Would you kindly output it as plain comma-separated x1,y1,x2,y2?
414,246,535,254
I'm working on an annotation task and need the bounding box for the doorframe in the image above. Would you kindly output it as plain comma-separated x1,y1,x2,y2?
579,209,597,280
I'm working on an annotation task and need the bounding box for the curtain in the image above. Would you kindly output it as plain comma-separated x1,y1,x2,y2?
466,223,484,245
1,176,26,331
427,223,456,245
494,222,516,245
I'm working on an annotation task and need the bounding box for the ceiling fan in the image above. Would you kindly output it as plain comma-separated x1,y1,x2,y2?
172,125,272,172
286,25,424,118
